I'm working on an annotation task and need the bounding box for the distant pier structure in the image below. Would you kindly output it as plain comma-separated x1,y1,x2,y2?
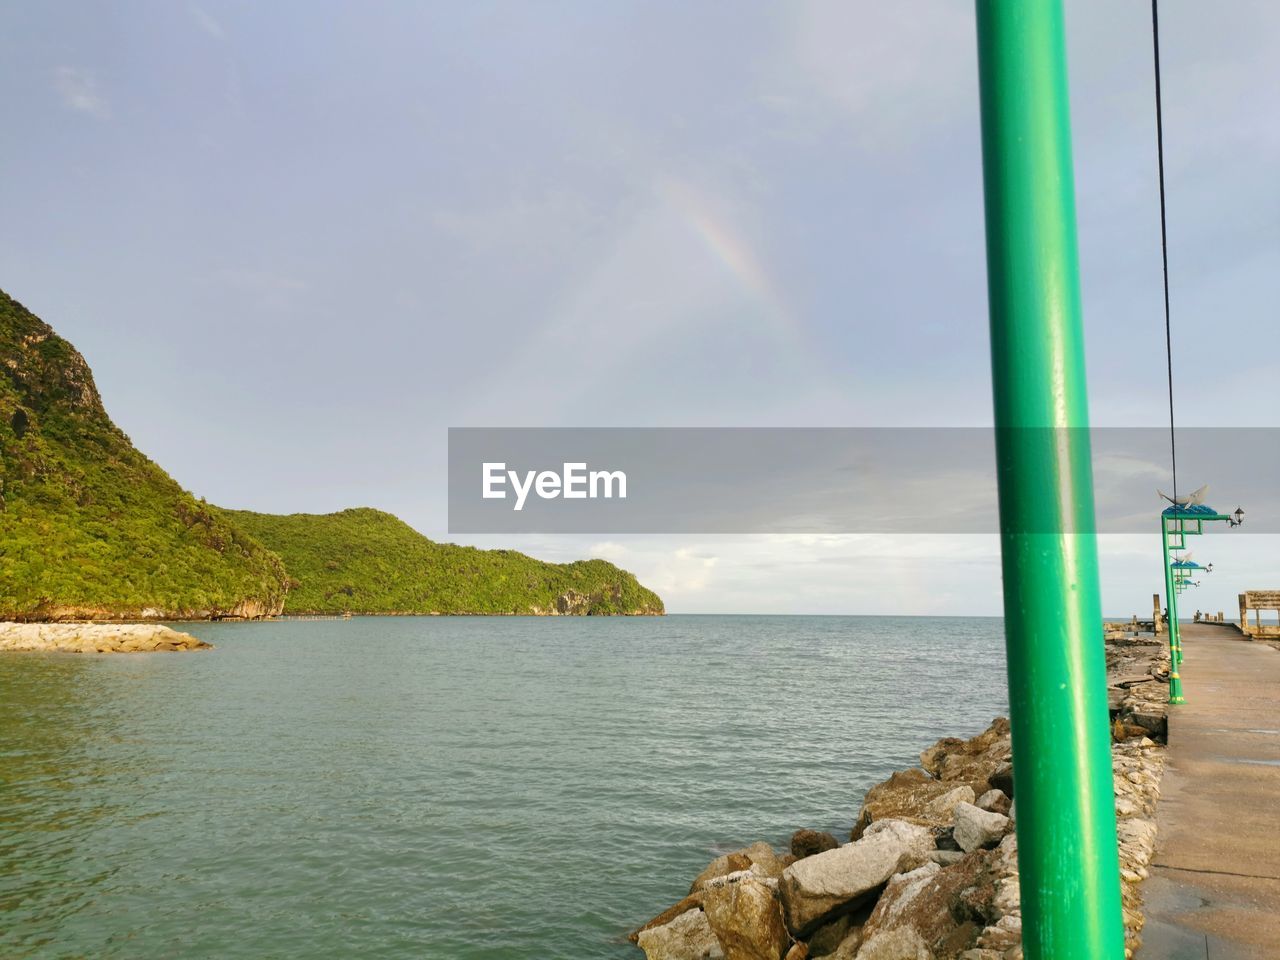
1239,591,1280,638
269,613,354,622
1105,593,1235,638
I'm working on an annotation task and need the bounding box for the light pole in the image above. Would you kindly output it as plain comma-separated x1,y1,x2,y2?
974,3,1124,956
1160,501,1243,703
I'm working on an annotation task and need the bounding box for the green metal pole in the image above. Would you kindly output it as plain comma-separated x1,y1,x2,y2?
1162,521,1185,702
974,3,1125,958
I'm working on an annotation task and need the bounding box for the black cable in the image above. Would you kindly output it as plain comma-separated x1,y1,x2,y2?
1151,0,1178,504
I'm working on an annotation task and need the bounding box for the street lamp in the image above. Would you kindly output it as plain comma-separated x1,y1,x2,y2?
1160,490,1245,705
1171,558,1208,580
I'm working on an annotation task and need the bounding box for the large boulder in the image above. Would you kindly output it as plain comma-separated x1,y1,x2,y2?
741,841,788,881
952,803,1010,854
693,843,787,893
703,871,789,960
974,790,1011,816
805,912,860,957
919,718,1013,796
826,927,864,960
850,770,975,840
630,893,705,944
854,927,934,960
1118,700,1168,742
778,820,934,936
791,829,839,860
918,737,966,776
692,853,756,894
852,838,1018,958
922,786,975,823
854,864,941,949
637,908,725,960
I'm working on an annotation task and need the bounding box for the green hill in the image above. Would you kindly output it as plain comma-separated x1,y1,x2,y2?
0,289,663,619
221,507,665,616
0,290,290,620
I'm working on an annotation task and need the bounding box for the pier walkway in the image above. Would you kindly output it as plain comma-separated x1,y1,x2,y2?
1138,622,1280,959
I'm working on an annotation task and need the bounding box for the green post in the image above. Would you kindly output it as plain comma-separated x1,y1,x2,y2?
974,3,1125,958
1162,520,1185,702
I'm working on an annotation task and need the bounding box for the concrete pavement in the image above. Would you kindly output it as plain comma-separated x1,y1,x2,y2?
1137,622,1280,960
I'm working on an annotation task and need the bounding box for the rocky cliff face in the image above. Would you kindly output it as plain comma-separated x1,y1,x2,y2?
0,290,292,621
538,588,664,616
9,597,287,623
1,316,107,420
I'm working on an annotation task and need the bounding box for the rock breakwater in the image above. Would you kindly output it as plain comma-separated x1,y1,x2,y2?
631,633,1169,960
0,621,211,653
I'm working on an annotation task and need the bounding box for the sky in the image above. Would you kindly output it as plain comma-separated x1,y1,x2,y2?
1,1,1277,615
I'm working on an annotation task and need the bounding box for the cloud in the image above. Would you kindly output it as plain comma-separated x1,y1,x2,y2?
674,547,719,567
589,541,629,560
768,0,975,149
217,268,307,293
188,4,226,39
211,268,309,312
53,67,110,119
646,546,722,594
1093,453,1167,482
456,174,835,425
473,529,1280,617
431,189,599,256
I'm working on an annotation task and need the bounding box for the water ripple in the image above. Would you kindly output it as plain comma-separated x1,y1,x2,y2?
0,615,1007,959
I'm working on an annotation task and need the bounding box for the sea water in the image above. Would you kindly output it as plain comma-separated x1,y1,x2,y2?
0,615,1008,959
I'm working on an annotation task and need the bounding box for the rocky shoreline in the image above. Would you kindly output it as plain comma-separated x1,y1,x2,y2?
0,622,211,653
631,632,1170,960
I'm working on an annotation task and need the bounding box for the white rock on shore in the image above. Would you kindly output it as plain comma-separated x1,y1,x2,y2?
778,819,935,936
0,621,211,653
702,871,789,960
637,908,724,960
952,802,1011,854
